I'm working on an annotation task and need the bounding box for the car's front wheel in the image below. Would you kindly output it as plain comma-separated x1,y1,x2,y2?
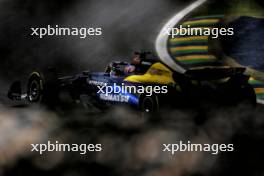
27,70,59,107
27,73,44,103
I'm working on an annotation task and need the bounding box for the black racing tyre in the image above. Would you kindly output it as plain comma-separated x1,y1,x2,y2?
27,70,59,106
237,84,257,105
27,72,44,103
225,82,257,106
139,95,159,120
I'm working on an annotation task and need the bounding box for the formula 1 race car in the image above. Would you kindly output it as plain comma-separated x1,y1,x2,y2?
7,54,256,115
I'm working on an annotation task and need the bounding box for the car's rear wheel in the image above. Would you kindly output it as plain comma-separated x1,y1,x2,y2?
139,95,159,120
142,97,155,113
223,81,256,106
236,84,256,105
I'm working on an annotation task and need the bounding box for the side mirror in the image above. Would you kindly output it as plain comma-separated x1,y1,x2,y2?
7,81,22,100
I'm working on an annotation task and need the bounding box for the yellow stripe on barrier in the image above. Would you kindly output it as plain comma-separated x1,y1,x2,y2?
170,36,208,42
254,88,264,94
182,19,220,26
170,46,208,52
176,55,216,61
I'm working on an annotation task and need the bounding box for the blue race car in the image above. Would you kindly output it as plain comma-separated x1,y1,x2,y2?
7,54,256,114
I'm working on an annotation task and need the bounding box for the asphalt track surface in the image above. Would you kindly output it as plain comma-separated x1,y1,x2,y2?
1,90,264,176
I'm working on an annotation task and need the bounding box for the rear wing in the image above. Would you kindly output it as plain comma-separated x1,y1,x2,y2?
185,67,246,80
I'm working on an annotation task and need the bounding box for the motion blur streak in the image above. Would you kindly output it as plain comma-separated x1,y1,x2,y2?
155,0,207,73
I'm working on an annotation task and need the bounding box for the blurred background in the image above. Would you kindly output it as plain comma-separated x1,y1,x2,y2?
0,0,192,90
